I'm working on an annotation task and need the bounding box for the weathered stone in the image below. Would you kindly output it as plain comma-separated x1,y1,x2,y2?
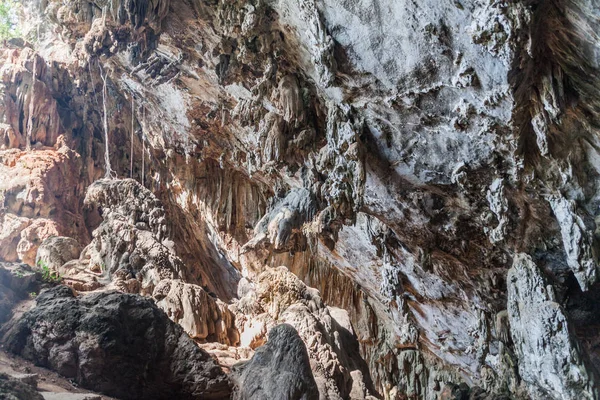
231,267,376,399
232,324,319,400
1,286,232,400
507,254,598,399
35,236,81,271
0,262,37,323
0,373,43,400
154,279,238,345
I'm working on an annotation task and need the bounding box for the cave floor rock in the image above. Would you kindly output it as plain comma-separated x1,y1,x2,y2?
0,349,115,400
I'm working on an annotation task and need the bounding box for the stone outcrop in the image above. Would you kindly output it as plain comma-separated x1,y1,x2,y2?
0,148,88,266
79,178,179,293
1,285,232,400
43,178,241,345
0,262,37,324
232,324,319,400
507,254,598,399
231,267,376,399
0,48,61,149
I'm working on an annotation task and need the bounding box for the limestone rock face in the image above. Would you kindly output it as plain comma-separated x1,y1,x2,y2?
231,267,376,399
0,48,61,149
507,254,598,399
1,0,600,399
80,178,179,293
0,148,88,266
49,178,240,344
232,324,319,400
1,286,232,400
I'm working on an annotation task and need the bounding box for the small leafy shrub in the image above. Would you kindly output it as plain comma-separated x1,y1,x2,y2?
37,260,62,283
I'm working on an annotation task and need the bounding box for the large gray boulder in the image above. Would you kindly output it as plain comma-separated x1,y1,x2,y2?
35,236,82,272
232,323,319,400
1,286,232,400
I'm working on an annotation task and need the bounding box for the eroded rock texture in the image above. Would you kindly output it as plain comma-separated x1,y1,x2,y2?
508,253,598,399
0,373,44,400
0,0,599,399
0,263,37,324
232,324,319,400
231,266,377,399
1,286,232,400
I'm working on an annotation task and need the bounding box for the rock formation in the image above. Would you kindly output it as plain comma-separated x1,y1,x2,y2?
0,373,44,400
231,324,319,400
0,262,37,324
1,285,232,400
0,0,599,399
231,267,377,399
508,253,598,399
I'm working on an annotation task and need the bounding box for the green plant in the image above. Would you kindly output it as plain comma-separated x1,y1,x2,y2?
29,292,37,299
37,260,61,283
0,0,21,40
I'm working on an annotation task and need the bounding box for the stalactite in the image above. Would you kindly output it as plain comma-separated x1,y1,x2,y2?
102,5,107,26
130,94,134,179
99,62,113,179
141,106,145,187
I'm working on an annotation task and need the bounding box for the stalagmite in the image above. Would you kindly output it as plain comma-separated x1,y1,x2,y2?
99,63,113,178
130,94,134,179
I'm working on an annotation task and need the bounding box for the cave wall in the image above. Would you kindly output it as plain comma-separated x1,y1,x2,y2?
1,0,600,399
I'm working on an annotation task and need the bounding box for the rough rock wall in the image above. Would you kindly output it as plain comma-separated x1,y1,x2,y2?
0,0,599,399
508,253,598,399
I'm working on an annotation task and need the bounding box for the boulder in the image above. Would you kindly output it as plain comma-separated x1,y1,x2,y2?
35,236,82,271
1,286,232,400
232,324,319,400
0,262,37,323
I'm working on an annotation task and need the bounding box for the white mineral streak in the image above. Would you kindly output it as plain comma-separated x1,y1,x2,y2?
99,64,113,178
